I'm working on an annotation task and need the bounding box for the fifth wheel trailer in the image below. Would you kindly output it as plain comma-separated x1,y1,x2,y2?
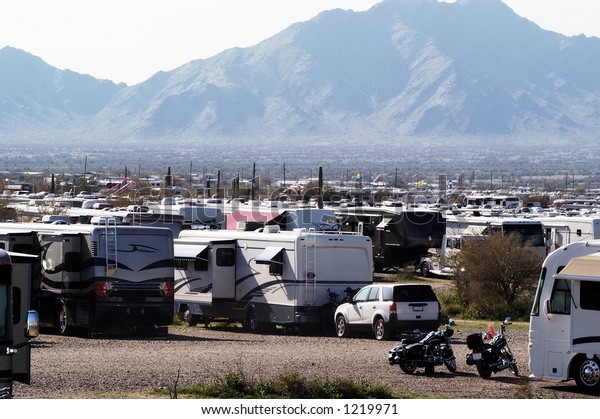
0,221,174,337
174,226,373,334
528,240,600,392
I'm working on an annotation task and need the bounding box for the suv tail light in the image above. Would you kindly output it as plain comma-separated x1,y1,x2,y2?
389,301,396,315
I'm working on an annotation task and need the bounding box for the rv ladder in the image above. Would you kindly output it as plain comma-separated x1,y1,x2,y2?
105,218,118,276
305,228,317,305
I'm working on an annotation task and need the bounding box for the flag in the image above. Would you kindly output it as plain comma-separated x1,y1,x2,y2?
356,171,362,181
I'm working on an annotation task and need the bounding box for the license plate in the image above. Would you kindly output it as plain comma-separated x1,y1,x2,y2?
412,306,423,312
472,352,482,360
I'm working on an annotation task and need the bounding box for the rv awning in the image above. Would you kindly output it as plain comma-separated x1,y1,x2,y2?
555,254,600,282
255,247,284,265
174,244,209,261
376,217,393,230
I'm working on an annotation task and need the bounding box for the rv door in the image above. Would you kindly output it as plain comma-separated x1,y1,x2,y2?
211,241,236,301
10,255,36,384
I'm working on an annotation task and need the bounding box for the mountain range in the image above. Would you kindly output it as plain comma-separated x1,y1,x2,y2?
2,0,600,160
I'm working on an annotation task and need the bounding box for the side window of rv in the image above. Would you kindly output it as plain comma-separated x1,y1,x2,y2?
216,248,235,267
64,252,82,271
268,252,284,276
174,259,188,270
549,278,571,314
580,281,600,311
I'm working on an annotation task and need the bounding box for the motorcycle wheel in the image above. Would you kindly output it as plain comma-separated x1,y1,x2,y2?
509,362,519,376
399,360,418,374
476,361,492,379
445,357,457,373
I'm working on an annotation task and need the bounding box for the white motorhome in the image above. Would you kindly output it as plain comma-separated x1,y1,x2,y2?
528,241,600,392
174,226,373,334
0,221,174,337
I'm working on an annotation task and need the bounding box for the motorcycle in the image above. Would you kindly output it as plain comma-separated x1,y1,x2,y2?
388,320,457,374
465,316,519,379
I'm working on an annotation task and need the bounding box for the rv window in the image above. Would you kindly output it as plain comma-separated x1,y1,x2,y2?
269,251,284,276
580,281,600,311
0,281,7,340
194,257,209,271
216,248,235,267
13,244,34,254
549,278,571,315
530,267,546,316
174,259,188,270
64,252,82,271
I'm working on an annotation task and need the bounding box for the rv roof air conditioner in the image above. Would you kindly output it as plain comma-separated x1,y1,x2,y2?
91,216,121,225
263,225,280,234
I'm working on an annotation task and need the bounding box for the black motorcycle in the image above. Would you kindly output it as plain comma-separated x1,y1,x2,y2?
465,317,519,379
388,320,457,374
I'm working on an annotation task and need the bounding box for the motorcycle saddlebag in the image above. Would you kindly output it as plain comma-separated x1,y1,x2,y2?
466,333,484,350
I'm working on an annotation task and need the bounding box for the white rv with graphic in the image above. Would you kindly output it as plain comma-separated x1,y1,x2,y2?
174,226,373,334
0,221,174,337
528,240,600,392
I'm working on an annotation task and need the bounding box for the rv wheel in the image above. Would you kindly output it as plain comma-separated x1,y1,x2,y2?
245,309,260,333
574,356,600,392
183,310,199,327
56,303,69,335
419,262,430,278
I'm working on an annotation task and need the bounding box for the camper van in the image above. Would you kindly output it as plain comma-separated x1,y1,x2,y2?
0,250,39,398
528,241,600,392
174,226,373,334
0,221,174,337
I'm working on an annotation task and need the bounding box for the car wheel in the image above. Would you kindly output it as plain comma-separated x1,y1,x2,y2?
374,318,391,341
574,356,600,392
335,315,349,338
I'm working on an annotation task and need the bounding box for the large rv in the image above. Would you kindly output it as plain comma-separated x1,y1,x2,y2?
173,226,373,334
444,215,547,259
528,241,600,392
537,216,600,252
0,250,39,398
0,221,174,337
334,206,445,271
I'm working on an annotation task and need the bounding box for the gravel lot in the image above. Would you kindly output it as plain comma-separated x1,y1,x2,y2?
12,324,598,399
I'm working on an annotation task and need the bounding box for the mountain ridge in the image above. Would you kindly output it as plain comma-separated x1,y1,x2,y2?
2,0,600,151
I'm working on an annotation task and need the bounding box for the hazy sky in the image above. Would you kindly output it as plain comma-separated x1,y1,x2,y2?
0,0,598,86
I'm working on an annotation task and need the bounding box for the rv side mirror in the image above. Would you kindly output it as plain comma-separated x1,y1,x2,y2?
26,310,39,338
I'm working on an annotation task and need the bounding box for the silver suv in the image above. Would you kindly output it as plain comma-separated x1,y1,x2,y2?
334,283,441,340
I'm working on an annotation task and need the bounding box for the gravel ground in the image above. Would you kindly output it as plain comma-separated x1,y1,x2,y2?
12,324,598,399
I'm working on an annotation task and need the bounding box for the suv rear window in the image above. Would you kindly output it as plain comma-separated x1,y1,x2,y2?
393,285,437,302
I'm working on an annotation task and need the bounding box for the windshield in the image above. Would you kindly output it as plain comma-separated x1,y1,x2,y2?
503,224,545,247
530,267,546,316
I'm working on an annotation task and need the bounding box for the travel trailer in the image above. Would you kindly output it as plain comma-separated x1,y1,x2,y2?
174,226,373,334
528,240,600,392
444,215,547,260
537,216,600,252
0,221,174,337
0,250,39,398
334,206,445,271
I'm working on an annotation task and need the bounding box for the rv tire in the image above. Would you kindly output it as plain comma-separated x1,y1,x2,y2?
183,310,199,327
56,303,69,335
574,355,600,392
244,308,275,334
419,262,430,278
